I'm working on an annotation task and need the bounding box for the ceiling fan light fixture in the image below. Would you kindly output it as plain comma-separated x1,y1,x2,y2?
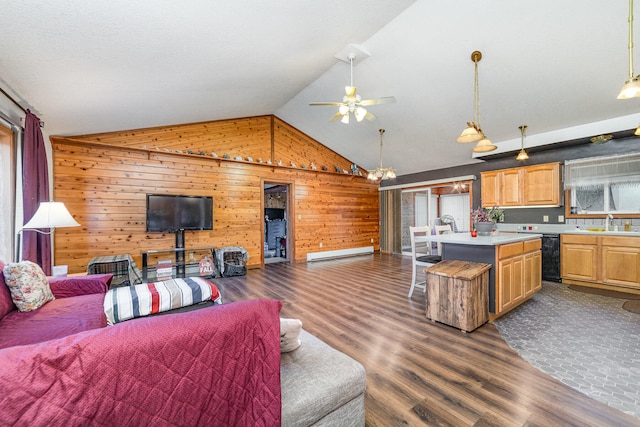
341,114,349,124
472,136,497,153
355,106,367,122
339,105,349,115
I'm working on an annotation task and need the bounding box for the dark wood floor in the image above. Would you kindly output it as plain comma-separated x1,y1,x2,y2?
216,253,640,427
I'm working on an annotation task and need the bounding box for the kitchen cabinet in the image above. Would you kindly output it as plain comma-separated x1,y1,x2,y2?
495,239,541,316
480,162,561,208
561,234,598,282
480,171,500,207
523,163,560,205
501,169,523,206
601,237,640,289
561,234,640,292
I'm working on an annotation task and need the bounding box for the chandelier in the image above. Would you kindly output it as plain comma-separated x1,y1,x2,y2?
367,129,396,181
456,51,497,153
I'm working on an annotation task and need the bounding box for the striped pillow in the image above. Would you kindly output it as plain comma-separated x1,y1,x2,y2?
104,277,221,325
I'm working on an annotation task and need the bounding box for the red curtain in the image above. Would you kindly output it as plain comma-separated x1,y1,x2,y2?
22,110,51,274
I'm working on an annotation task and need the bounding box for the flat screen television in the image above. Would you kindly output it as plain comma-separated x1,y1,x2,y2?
146,194,213,232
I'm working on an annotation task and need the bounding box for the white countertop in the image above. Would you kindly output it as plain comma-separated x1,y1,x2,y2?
418,232,542,246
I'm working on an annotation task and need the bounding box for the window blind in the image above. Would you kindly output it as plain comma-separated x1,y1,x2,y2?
564,152,640,189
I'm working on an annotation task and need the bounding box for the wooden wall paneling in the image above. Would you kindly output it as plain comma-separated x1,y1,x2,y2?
273,117,366,175
51,117,379,274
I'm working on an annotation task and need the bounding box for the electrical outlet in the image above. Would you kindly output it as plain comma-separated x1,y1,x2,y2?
371,238,374,243
298,214,301,220
543,215,549,223
558,215,564,222
319,242,323,248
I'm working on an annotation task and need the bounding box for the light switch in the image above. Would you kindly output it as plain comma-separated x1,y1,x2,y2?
543,215,549,223
558,215,564,222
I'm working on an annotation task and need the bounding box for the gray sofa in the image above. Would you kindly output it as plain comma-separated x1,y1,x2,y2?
282,329,367,426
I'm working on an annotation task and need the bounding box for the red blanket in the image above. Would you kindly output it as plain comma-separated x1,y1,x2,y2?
0,299,282,426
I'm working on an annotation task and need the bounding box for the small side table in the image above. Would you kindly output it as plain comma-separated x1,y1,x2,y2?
425,260,491,332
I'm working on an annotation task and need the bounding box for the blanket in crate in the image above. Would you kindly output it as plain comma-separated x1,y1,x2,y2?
104,277,222,324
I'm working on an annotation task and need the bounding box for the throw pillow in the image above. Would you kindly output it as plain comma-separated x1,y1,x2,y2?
2,261,55,312
280,318,302,353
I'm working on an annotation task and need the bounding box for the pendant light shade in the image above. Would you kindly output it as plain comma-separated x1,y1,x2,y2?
516,125,529,161
472,135,497,153
457,124,481,143
619,0,640,99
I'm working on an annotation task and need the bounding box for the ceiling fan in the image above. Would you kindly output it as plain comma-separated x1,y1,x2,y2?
309,54,396,124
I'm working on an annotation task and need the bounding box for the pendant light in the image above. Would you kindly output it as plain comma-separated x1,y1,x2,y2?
367,129,396,181
618,0,640,99
457,51,497,153
457,51,483,143
516,125,529,161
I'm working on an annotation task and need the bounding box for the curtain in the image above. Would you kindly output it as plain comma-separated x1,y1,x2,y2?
564,152,640,189
22,110,51,274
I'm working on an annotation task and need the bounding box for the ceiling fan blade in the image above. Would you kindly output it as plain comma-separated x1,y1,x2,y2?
359,96,396,106
364,111,377,122
309,102,344,107
329,112,344,122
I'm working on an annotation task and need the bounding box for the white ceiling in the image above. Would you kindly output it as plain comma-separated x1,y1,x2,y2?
2,0,640,176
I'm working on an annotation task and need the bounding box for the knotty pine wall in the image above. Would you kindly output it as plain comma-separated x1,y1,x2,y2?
50,115,379,274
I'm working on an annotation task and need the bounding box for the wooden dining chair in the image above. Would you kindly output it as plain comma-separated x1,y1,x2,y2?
408,226,441,298
434,224,453,256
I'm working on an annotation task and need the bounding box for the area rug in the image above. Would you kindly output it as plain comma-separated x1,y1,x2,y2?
568,285,640,300
493,282,640,419
623,300,640,315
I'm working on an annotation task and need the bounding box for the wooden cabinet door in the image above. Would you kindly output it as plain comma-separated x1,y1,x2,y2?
512,256,525,304
497,257,514,314
481,171,500,208
524,163,560,206
524,250,542,296
500,169,522,206
602,245,640,289
561,243,598,282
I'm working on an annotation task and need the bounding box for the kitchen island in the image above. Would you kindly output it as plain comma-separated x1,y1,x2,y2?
423,232,543,320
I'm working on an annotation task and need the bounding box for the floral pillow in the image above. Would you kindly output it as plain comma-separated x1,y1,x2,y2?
2,261,55,312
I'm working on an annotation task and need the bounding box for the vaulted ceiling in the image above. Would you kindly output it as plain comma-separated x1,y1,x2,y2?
2,1,639,177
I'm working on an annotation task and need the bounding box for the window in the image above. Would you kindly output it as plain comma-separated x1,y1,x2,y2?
566,153,640,215
0,123,15,261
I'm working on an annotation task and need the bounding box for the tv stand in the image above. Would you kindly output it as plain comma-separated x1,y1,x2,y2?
175,229,186,277
141,230,218,282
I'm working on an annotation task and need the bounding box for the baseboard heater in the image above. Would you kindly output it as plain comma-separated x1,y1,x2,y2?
306,246,374,262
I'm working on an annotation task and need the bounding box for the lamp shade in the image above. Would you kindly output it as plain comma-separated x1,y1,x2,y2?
456,126,482,143
516,149,529,161
617,78,640,99
472,137,497,153
23,201,80,229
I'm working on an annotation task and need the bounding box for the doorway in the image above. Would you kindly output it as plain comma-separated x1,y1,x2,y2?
263,182,290,264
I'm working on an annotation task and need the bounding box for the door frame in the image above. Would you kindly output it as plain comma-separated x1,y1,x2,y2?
261,179,295,265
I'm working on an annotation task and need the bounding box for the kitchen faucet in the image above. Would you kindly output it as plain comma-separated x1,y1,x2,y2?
605,213,614,231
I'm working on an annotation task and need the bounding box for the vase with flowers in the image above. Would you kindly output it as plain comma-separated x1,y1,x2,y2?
471,206,504,235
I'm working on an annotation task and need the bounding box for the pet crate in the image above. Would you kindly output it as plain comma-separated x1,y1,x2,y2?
215,246,249,277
